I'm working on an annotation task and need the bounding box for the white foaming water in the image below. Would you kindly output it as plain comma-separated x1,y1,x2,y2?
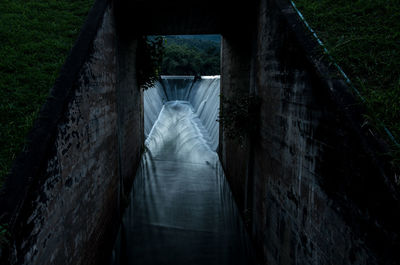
144,76,220,151
145,101,217,165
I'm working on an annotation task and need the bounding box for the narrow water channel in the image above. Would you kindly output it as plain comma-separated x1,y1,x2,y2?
110,77,255,265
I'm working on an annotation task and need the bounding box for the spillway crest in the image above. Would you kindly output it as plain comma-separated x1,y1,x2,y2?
110,76,254,265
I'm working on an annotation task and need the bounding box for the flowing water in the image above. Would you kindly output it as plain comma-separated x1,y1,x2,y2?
110,76,255,265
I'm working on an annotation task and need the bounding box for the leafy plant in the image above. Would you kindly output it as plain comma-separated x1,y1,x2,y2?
0,224,9,247
219,93,260,146
137,36,165,90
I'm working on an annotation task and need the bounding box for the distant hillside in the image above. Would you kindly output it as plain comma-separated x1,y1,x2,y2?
161,35,220,75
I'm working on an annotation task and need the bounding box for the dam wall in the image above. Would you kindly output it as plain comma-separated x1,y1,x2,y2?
0,1,143,264
219,0,400,264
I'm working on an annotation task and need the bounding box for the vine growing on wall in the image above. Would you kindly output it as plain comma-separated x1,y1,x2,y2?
0,223,10,255
136,36,165,90
219,92,260,146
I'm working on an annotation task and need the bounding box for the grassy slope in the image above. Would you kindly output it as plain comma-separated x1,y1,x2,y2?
0,0,93,185
294,0,400,170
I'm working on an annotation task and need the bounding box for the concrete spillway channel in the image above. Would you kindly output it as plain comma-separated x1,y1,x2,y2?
109,76,255,264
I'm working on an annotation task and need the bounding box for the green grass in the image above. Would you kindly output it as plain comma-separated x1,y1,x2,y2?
0,0,94,185
294,0,400,171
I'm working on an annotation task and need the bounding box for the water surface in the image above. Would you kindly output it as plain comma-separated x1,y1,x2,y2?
110,77,254,265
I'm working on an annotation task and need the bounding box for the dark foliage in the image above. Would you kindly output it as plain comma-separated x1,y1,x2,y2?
137,36,165,90
161,37,220,75
219,94,260,146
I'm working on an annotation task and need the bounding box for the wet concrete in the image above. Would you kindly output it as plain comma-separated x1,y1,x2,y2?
110,101,255,265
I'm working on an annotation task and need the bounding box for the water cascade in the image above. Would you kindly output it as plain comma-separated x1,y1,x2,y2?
110,76,254,265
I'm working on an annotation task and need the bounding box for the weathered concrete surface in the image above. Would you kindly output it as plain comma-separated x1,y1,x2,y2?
113,0,256,36
12,6,118,265
0,1,143,264
219,0,400,265
116,34,143,199
219,36,252,215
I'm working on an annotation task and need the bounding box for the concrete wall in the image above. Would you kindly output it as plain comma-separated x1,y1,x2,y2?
115,31,143,199
219,36,252,214
219,0,400,264
0,1,143,264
